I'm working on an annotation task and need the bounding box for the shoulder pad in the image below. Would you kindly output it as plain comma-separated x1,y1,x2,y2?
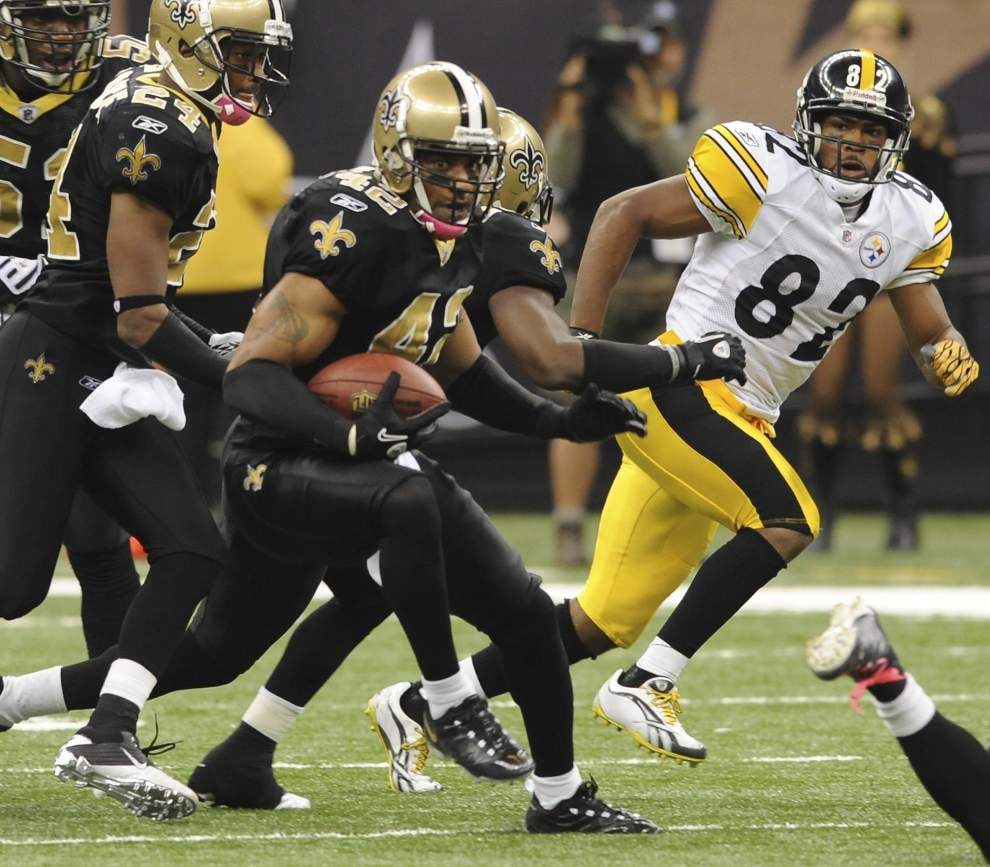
314,166,410,219
887,172,952,285
101,35,153,66
686,121,771,239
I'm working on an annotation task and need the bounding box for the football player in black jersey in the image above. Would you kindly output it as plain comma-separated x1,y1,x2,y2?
179,104,744,825
0,2,155,657
0,0,292,820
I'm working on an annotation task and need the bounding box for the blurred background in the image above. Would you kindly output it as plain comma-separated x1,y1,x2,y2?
113,0,990,560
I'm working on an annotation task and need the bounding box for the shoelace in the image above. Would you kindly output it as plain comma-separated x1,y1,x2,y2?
848,658,907,714
571,777,640,821
139,715,181,760
471,702,513,752
401,735,430,775
647,684,683,726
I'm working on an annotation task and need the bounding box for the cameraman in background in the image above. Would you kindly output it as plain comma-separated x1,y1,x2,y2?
543,1,711,565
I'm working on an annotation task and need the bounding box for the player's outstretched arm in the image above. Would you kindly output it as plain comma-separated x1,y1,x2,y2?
491,285,745,391
888,281,980,397
431,313,646,441
109,192,231,389
570,174,711,334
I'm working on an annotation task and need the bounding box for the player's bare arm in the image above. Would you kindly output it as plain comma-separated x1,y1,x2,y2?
887,281,980,396
490,286,583,390
571,174,710,333
231,272,344,371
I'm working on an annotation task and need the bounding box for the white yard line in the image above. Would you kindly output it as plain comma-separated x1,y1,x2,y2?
40,579,990,618
0,820,959,847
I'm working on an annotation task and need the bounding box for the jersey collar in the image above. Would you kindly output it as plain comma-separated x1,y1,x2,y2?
0,71,91,122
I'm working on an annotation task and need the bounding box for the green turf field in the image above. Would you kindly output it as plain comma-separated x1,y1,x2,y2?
1,513,987,865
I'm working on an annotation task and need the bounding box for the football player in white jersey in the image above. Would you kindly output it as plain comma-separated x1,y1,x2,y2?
553,48,979,762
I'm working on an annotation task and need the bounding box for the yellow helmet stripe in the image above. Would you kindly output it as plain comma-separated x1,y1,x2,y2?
860,50,876,90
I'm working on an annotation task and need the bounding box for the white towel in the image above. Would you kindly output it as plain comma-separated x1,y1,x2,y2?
80,362,186,431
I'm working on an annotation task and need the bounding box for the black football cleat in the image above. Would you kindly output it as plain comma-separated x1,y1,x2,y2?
526,779,661,834
188,739,309,810
423,695,533,781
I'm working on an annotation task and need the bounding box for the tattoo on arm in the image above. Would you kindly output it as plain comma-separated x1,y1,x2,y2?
245,289,309,344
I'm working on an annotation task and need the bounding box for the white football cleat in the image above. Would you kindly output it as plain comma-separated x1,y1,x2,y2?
593,670,707,764
365,682,442,793
54,733,197,820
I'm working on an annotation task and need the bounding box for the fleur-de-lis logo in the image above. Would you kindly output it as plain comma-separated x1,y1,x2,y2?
310,212,357,259
115,136,162,186
163,0,197,29
24,353,54,383
509,140,545,190
243,463,267,492
529,235,562,275
378,88,405,132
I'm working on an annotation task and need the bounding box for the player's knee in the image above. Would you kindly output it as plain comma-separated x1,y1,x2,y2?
757,526,813,562
68,542,140,596
491,578,557,647
0,568,51,620
379,475,441,540
567,598,616,658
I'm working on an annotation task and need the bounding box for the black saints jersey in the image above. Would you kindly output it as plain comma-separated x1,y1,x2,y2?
262,167,482,384
466,208,567,349
24,65,218,356
0,36,150,264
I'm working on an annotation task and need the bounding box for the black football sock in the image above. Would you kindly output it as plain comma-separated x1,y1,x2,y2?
897,713,990,860
378,479,458,682
399,682,427,722
265,596,389,708
61,647,117,711
223,720,277,757
69,541,141,658
809,438,840,545
113,552,219,677
657,528,788,658
82,692,139,740
464,601,593,700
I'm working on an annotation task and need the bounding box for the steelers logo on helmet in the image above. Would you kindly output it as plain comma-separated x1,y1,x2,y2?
0,0,112,94
372,62,504,240
794,48,913,204
496,107,554,226
147,0,293,125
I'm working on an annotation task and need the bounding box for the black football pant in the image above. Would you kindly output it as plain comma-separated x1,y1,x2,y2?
61,448,576,777
0,312,224,677
62,489,140,657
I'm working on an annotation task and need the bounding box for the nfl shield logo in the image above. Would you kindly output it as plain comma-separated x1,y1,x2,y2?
18,104,37,124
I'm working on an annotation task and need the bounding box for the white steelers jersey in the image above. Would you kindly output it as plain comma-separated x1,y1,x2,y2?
666,120,952,422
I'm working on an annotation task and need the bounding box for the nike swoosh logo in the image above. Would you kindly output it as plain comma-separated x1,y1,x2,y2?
377,429,407,443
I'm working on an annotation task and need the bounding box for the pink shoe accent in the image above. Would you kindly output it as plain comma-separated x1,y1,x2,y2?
848,658,906,714
413,210,467,240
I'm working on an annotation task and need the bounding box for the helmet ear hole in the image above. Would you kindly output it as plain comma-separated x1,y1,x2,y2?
178,40,195,59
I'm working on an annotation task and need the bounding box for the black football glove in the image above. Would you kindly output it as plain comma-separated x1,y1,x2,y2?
674,332,747,385
347,372,450,460
563,384,647,442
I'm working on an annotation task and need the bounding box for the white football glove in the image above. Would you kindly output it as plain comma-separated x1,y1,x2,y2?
0,254,44,298
208,331,244,358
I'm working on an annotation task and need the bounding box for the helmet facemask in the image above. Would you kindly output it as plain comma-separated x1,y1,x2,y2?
398,137,504,239
796,108,909,187
189,21,292,124
0,0,110,93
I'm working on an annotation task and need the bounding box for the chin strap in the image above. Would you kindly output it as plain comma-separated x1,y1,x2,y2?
412,209,467,240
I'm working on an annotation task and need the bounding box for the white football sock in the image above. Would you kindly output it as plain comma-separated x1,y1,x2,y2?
0,667,67,727
873,675,936,738
554,507,584,526
458,656,486,700
243,687,304,744
99,659,156,709
636,637,689,684
532,765,583,810
421,669,476,718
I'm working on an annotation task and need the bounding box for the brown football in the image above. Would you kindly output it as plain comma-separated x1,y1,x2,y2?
307,352,446,419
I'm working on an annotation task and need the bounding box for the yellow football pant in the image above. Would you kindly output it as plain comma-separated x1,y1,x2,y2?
579,376,819,648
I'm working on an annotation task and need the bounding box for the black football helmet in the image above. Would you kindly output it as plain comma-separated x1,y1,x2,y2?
795,49,913,201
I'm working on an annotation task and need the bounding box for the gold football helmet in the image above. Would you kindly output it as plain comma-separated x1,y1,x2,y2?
148,0,292,124
495,108,553,226
372,61,503,238
0,0,111,93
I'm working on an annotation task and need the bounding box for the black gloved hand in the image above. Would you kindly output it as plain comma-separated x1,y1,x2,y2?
675,332,747,385
564,384,647,442
348,372,450,460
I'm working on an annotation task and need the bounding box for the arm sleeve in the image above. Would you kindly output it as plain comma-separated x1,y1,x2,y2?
684,122,769,239
447,354,568,439
224,359,351,453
